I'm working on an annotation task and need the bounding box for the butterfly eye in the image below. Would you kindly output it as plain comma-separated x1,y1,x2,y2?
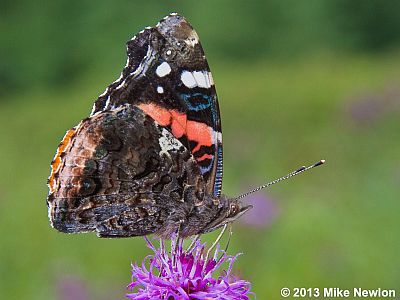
229,203,239,216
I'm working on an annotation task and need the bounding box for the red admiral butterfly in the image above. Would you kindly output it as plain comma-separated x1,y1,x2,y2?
47,13,252,238
47,13,324,239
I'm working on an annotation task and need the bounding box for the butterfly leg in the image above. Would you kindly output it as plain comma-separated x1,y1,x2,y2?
187,234,200,252
204,223,228,264
171,221,184,266
218,223,233,262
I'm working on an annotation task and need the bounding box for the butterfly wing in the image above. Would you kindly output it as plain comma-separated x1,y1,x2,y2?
47,105,206,237
91,14,223,197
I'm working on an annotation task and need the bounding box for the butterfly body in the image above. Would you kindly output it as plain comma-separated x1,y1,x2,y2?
47,14,251,238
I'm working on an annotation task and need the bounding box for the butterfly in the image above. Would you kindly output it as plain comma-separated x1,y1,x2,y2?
47,13,252,238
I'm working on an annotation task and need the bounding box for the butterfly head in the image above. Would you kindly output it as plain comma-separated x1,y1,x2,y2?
200,195,253,234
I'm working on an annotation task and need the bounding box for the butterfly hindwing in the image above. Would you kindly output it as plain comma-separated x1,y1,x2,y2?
47,105,207,237
91,14,223,197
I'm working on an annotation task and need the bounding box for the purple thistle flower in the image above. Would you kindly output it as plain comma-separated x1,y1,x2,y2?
127,236,253,299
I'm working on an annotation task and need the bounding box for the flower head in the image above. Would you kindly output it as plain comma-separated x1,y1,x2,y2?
127,236,253,299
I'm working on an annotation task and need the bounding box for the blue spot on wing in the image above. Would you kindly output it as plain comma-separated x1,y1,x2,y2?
181,93,218,127
181,93,212,111
199,155,214,174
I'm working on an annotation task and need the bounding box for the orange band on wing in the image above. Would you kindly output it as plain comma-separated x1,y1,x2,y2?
48,127,76,193
138,103,172,126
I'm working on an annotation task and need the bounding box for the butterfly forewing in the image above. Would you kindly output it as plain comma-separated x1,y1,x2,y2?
91,14,223,197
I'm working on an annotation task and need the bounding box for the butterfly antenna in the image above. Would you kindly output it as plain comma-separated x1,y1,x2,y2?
234,159,326,201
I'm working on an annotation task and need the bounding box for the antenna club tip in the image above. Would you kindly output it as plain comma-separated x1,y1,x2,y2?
314,159,326,167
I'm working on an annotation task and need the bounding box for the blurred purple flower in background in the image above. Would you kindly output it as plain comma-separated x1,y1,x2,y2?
56,273,122,300
347,94,386,124
240,193,279,228
57,275,90,300
345,85,400,126
127,236,253,299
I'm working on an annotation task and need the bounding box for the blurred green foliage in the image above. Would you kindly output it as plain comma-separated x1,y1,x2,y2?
1,1,400,299
2,0,400,95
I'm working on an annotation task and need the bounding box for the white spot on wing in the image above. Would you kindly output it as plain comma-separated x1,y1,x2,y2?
185,31,199,47
158,128,182,155
208,72,214,85
157,86,164,94
156,62,172,77
181,70,214,88
181,71,197,88
193,71,212,88
216,131,222,143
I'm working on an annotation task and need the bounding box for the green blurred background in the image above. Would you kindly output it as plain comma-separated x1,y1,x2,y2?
1,1,399,299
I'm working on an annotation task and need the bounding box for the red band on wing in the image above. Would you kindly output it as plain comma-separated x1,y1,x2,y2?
196,153,214,161
186,121,213,153
138,103,214,155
